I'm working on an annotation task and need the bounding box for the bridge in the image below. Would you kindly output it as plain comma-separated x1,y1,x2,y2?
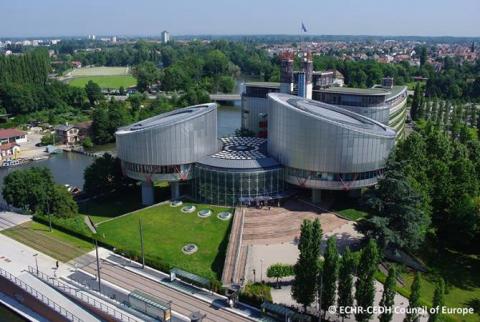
209,94,241,104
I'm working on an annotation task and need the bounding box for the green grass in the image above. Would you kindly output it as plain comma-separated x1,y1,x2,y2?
377,246,480,322
96,202,233,279
336,208,367,221
2,221,93,262
79,190,144,224
68,75,136,89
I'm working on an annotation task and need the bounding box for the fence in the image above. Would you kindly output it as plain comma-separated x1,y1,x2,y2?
0,267,81,321
28,266,140,322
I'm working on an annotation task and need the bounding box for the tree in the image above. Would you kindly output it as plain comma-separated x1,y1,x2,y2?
49,184,78,218
2,167,77,217
428,278,445,322
83,153,126,195
40,133,56,146
359,159,430,252
133,61,161,92
85,80,103,105
379,267,397,322
321,236,339,318
404,272,421,322
292,219,322,312
81,137,93,149
355,239,380,322
337,248,355,322
411,83,422,121
266,263,294,289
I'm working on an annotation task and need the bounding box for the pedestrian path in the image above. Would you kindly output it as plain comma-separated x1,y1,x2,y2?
18,272,101,322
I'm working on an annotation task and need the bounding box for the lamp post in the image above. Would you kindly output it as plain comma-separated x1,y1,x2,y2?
95,239,101,293
260,259,264,283
33,253,39,275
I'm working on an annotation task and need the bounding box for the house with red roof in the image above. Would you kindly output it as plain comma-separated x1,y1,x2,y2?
0,128,27,144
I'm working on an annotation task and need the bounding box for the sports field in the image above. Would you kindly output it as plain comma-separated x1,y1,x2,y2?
66,66,136,89
68,75,136,89
96,202,233,279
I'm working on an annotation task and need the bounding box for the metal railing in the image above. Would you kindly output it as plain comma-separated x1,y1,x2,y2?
0,267,82,321
28,266,140,322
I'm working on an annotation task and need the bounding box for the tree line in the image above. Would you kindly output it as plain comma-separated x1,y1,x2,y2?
290,219,447,322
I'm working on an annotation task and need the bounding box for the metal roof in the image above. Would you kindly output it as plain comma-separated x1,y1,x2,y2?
197,137,281,170
244,82,280,89
116,103,216,134
269,93,396,137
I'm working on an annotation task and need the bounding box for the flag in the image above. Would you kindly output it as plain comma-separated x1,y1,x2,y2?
301,22,307,33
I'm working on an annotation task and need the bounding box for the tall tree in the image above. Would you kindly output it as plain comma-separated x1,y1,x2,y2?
292,219,322,312
355,239,380,322
379,267,397,322
428,278,445,322
321,236,339,318
404,272,421,322
85,80,104,105
337,248,355,322
411,83,422,121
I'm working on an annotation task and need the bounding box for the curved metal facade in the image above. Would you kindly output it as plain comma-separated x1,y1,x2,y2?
116,104,218,182
267,93,396,190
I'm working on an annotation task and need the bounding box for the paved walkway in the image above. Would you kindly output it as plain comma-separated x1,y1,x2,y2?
0,212,31,231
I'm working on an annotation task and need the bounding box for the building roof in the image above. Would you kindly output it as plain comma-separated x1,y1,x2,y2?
116,103,216,134
0,142,19,151
197,136,281,170
0,128,25,140
244,82,280,89
55,124,74,132
269,93,396,137
316,87,390,96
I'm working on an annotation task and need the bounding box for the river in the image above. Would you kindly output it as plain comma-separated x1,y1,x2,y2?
0,106,241,191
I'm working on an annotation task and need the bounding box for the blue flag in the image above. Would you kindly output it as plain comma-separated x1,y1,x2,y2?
301,22,307,33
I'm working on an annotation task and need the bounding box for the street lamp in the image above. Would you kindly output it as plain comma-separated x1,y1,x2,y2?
33,253,39,274
253,269,256,283
260,259,264,282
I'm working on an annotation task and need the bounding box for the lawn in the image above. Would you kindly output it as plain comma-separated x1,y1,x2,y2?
78,185,171,224
2,221,93,262
96,202,233,280
336,208,367,221
377,245,480,322
68,75,136,89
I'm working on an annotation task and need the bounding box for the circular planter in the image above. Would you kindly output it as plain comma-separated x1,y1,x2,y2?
217,211,232,221
182,243,198,255
197,209,212,218
181,205,196,213
170,200,183,207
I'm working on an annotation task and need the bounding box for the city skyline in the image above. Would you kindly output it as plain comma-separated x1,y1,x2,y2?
1,0,479,38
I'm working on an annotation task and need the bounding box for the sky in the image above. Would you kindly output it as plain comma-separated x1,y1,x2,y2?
1,0,479,38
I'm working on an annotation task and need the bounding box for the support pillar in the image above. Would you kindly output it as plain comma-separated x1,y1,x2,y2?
170,181,180,201
312,189,322,204
141,181,154,206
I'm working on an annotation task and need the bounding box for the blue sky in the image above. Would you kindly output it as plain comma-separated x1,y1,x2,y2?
1,0,479,37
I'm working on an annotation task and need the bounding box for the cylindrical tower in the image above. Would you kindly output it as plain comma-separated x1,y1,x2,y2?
116,104,218,204
267,93,396,192
302,51,313,99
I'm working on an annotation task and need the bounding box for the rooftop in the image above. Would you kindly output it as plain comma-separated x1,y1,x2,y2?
197,136,280,170
316,87,391,96
0,128,26,139
116,103,216,134
244,82,280,89
269,93,396,137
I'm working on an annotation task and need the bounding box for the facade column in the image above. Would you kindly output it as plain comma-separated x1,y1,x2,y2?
141,181,155,206
170,181,180,200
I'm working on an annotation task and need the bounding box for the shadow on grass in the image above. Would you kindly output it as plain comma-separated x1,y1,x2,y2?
420,245,480,291
211,213,233,280
465,298,480,315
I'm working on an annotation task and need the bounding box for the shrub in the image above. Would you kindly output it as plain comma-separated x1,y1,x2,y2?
240,282,272,307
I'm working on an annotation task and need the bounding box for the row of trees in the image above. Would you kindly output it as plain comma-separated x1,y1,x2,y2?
291,219,382,321
291,219,448,322
0,49,50,85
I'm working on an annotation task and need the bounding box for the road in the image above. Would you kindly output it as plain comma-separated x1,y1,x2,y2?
82,259,255,322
